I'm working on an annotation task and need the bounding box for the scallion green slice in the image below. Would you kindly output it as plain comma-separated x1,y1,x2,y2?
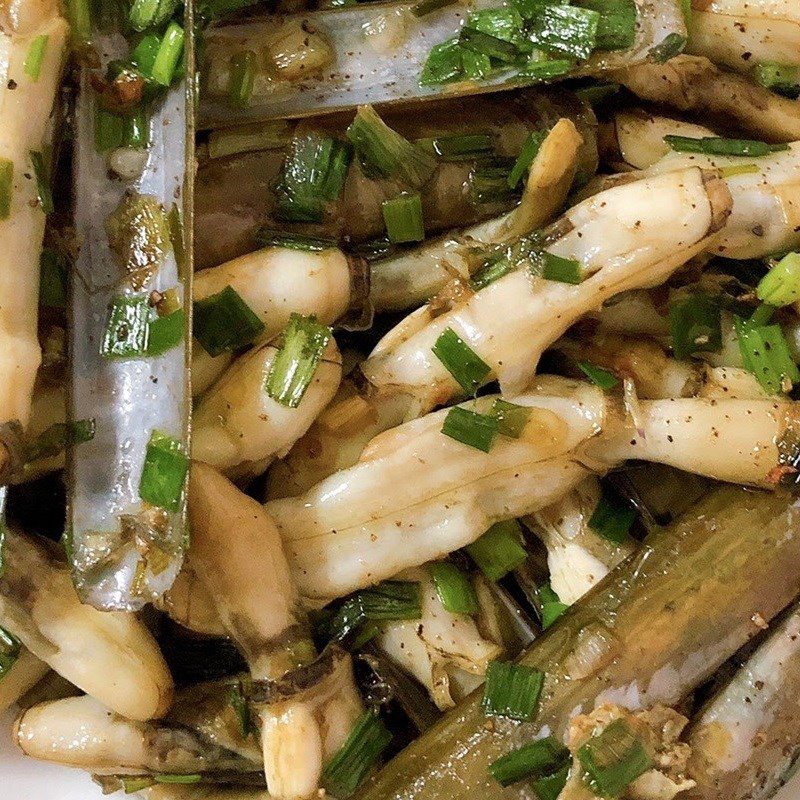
227,50,256,109
146,308,185,356
193,285,265,357
432,328,491,395
540,252,582,284
470,165,517,205
66,0,91,44
470,257,516,290
508,130,547,188
648,32,686,63
664,135,789,158
0,627,21,678
518,57,573,81
719,163,760,179
0,158,11,219
577,718,653,797
23,34,49,81
589,491,637,543
322,711,392,798
101,295,150,358
533,764,570,800
139,430,188,512
462,48,493,79
256,229,339,252
420,38,464,85
124,109,150,149
490,398,532,438
441,406,499,452
229,682,253,738
528,5,600,60
265,314,332,408
466,520,528,581
411,0,456,16
129,0,159,31
489,736,570,787
757,253,800,306
539,582,568,629
668,293,722,360
25,419,95,463
576,0,637,51
382,194,425,244
29,150,53,214
482,660,544,720
153,774,203,784
151,22,184,87
417,133,494,161
131,33,161,77
577,361,618,390
574,82,620,106
39,247,69,308
428,561,479,614
119,777,155,793
346,105,437,188
734,315,800,394
94,108,125,153
459,27,519,63
753,61,800,99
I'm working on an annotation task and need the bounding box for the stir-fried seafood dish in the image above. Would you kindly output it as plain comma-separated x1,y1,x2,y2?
2,0,800,797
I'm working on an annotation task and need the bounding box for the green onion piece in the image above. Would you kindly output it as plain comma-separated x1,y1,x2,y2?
153,774,203,784
230,682,253,738
539,582,568,629
464,7,524,44
589,491,637,544
469,165,517,205
482,660,544,720
508,131,547,189
575,82,620,105
66,0,91,44
120,776,155,793
428,561,479,614
540,252,582,284
466,520,528,581
489,736,571,787
518,57,574,81
417,133,494,161
129,0,159,31
575,0,637,51
648,32,686,63
319,580,422,643
151,22,184,87
26,419,95,463
533,764,570,800
168,203,186,273
346,105,437,188
94,108,125,152
753,61,800,99
322,711,392,798
0,158,11,220
441,406,499,452
411,0,455,15
577,718,653,797
577,361,618,390
462,48,493,79
207,120,293,159
528,5,600,60
265,314,332,408
23,34,49,81
719,163,760,179
0,627,21,679
432,327,491,395
227,50,256,108
750,303,776,327
256,229,339,252
382,194,425,244
420,38,464,86
130,33,161,77
198,0,259,19
679,0,691,27
39,247,69,308
459,28,519,64
757,253,800,306
734,315,800,394
124,110,150,149
101,295,150,358
146,309,185,356
193,285,265,357
139,430,189,512
668,293,722,360
664,135,789,158
29,151,53,215
470,257,516,290
490,398,532,438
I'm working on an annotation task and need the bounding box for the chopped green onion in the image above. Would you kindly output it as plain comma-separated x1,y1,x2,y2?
207,120,294,159
29,150,53,215
490,398,532,438
459,27,519,64
679,0,691,27
577,361,618,390
0,158,11,219
26,419,95,463
322,711,392,798
151,22,184,87
382,194,424,244
482,660,544,720
753,61,800,99
95,108,125,152
229,681,253,738
130,33,161,77
528,5,600,61
432,327,491,395
227,50,256,108
198,0,259,19
146,309,185,356
411,0,455,15
318,580,422,643
466,520,527,581
102,295,150,358
256,229,339,252
539,582,568,629
23,34,49,81
734,315,800,394
648,32,686,63
124,110,150,149
470,257,516,290
518,57,574,81
428,561,479,614
577,718,653,797
417,133,494,161
153,774,203,784
442,406,499,452
757,253,800,306
129,0,159,31
668,293,722,360
507,130,547,188
589,491,637,544
66,0,91,44
470,165,517,205
39,247,69,308
462,48,493,79
664,135,788,158
139,430,188,512
489,736,570,787
0,627,21,679
120,776,155,793
719,163,760,179
168,204,186,273
420,38,464,86
576,0,637,51
540,252,582,284
750,303,776,327
533,764,570,800
265,314,332,408
346,105,437,188
575,82,620,105
464,7,524,46
193,285,265,357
